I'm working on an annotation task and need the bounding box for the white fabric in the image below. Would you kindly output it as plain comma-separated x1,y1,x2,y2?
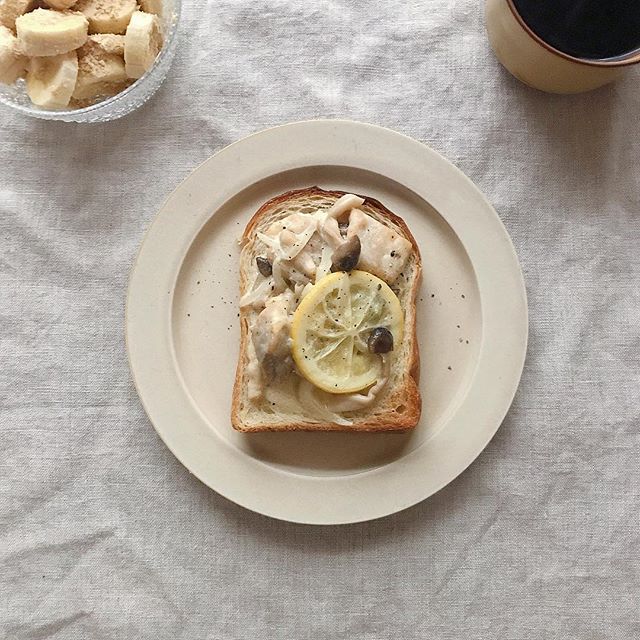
1,1,639,638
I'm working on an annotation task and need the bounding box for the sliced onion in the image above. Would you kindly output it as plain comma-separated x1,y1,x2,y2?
321,356,390,412
279,261,311,286
257,232,280,251
239,277,274,309
279,224,317,261
264,386,306,416
315,245,333,282
298,380,353,426
293,283,305,300
271,259,287,292
319,216,343,249
324,194,365,219
258,223,318,263
299,282,313,300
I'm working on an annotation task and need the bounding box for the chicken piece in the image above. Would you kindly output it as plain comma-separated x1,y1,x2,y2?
346,208,412,283
251,291,294,383
264,213,321,280
0,0,36,31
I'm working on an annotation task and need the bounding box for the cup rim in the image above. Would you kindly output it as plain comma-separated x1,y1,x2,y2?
507,0,640,68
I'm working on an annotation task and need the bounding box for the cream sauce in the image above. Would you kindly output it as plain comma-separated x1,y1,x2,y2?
242,195,404,415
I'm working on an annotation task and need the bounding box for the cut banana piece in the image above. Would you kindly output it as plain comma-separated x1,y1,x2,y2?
88,32,124,55
44,0,78,9
45,0,78,11
124,10,162,79
0,24,26,84
16,8,88,57
26,49,78,108
139,0,162,17
0,0,36,32
75,0,136,35
73,34,127,100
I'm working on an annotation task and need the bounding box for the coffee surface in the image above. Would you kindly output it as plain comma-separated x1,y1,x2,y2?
513,0,640,60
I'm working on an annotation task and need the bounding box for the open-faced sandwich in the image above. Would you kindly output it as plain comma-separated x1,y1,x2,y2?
232,187,422,432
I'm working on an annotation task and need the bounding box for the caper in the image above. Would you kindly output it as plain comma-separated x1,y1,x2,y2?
256,256,272,277
368,327,394,354
330,235,361,273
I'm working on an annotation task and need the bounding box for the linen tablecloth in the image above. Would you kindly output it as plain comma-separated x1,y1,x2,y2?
1,1,639,638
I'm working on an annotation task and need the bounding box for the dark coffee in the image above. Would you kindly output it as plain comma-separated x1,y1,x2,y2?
512,0,640,60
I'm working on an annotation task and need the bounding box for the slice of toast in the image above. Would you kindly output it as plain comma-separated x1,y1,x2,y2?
231,187,422,432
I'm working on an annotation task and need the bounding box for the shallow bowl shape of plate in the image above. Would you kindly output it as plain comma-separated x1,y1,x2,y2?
126,120,528,525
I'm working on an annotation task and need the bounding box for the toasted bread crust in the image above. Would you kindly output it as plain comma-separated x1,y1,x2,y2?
231,187,422,432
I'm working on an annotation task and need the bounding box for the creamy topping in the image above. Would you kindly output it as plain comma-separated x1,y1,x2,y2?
239,275,277,309
241,194,408,415
295,358,390,422
315,245,333,282
297,380,353,426
319,356,390,412
246,337,262,401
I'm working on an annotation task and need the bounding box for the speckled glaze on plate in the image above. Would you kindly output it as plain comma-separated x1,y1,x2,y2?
126,120,528,524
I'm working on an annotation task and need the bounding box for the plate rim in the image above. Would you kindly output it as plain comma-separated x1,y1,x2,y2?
126,119,528,525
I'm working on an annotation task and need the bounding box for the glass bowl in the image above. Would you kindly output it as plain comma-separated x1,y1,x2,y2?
0,0,181,122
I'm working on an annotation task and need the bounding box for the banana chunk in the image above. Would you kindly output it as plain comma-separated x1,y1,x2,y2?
26,49,78,108
2,0,166,109
0,0,36,32
139,0,162,17
75,0,136,35
44,0,78,9
0,24,26,84
88,32,124,55
73,33,127,100
124,10,162,79
16,8,88,57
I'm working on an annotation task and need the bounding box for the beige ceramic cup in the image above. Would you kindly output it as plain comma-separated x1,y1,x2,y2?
485,0,640,93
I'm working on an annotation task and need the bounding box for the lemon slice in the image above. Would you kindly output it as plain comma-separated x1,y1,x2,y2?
291,270,403,394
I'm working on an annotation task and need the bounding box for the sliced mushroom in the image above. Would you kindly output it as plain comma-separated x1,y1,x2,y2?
368,327,394,354
256,256,272,277
330,235,361,273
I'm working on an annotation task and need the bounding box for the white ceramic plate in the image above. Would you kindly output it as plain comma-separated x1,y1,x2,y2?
126,120,528,525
